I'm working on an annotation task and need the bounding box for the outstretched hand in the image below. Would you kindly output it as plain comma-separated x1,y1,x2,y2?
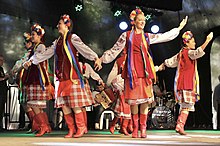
94,58,102,71
206,32,213,42
178,16,188,30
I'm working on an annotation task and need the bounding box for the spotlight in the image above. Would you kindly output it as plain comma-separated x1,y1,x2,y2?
151,24,160,33
119,21,128,31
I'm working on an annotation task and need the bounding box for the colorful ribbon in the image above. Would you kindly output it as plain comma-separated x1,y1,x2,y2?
63,31,84,88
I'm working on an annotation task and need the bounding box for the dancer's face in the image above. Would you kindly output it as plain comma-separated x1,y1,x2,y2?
186,37,196,49
134,14,146,30
57,19,68,35
31,31,41,44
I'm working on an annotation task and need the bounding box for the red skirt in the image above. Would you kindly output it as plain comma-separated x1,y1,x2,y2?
112,92,131,119
24,84,51,101
55,79,94,108
124,78,154,105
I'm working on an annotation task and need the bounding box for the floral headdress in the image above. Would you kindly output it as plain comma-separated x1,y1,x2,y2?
60,14,71,27
23,32,31,42
129,8,144,25
182,31,194,44
31,24,45,37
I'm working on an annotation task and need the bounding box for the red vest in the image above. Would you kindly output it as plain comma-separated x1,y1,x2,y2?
177,48,195,90
55,34,82,81
116,55,126,75
22,44,49,86
122,31,150,78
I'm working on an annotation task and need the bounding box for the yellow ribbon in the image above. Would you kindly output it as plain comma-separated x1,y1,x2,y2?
141,31,156,82
63,31,75,83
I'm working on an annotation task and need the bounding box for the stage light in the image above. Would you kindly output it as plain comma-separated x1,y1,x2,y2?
74,0,83,12
114,10,122,17
151,24,160,33
145,14,152,21
75,4,83,11
119,21,128,31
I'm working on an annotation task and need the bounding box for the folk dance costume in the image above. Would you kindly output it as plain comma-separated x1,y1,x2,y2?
107,55,133,135
28,15,99,138
10,32,39,132
164,31,213,135
22,24,52,136
100,8,183,138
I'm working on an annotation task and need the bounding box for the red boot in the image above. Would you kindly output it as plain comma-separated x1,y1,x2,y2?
35,113,51,137
64,113,76,138
27,110,40,132
127,119,133,134
32,115,40,132
109,117,119,134
175,111,189,135
121,119,129,135
132,114,139,138
74,112,87,138
140,114,147,138
42,112,52,133
82,110,88,134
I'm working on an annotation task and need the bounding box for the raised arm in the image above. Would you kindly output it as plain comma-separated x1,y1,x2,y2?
100,32,127,64
188,32,213,60
149,16,188,44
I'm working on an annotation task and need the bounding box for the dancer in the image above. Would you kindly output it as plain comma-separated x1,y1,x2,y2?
107,53,133,135
78,54,104,133
24,14,101,138
164,31,213,135
95,8,188,138
22,24,52,137
10,32,39,132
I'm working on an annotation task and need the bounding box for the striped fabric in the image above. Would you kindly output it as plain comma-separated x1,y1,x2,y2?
176,90,196,112
177,90,197,104
55,79,94,108
112,92,131,119
24,84,51,101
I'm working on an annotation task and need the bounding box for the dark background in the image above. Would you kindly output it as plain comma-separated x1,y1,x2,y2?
1,0,220,129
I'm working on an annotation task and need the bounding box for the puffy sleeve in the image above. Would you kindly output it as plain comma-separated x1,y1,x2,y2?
30,41,57,65
106,61,118,86
11,52,29,73
188,47,205,60
101,32,127,64
71,34,98,61
85,63,103,83
164,53,179,68
148,28,180,44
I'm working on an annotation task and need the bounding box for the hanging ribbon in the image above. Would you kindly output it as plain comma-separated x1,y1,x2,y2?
194,61,200,101
127,30,138,89
142,31,156,83
63,31,84,88
19,68,24,102
38,64,46,91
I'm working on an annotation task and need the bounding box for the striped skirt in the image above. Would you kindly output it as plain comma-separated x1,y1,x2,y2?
55,79,94,108
23,84,52,108
112,92,131,119
176,90,197,112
